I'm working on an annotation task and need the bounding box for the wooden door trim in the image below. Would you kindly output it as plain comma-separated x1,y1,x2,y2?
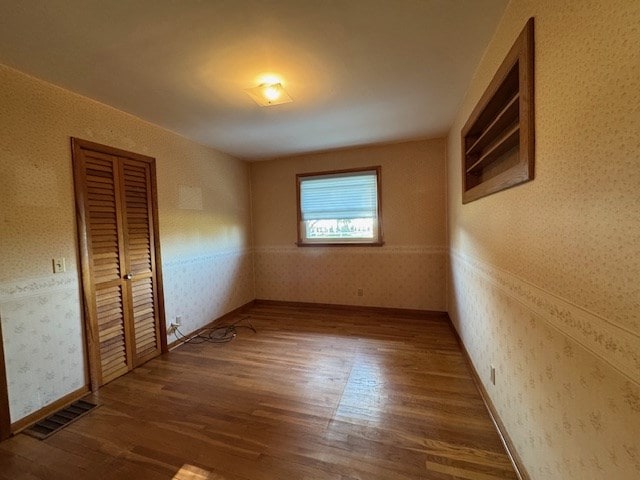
71,138,167,391
0,319,11,440
140,155,168,352
148,158,167,354
71,140,102,391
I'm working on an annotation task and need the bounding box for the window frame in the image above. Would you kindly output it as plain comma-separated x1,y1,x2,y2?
296,166,384,247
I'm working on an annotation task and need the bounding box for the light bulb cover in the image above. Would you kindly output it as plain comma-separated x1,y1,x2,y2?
245,82,292,106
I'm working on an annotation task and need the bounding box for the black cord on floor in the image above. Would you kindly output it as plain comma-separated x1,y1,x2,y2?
173,315,256,345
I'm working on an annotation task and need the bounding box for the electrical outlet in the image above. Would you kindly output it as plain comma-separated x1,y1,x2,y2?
169,316,182,332
357,288,364,297
490,365,496,385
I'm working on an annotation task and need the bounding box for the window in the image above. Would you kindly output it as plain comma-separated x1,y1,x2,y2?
296,166,383,246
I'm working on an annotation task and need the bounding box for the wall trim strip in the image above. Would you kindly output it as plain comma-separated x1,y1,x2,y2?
450,249,640,386
0,272,78,301
254,245,448,255
162,248,253,268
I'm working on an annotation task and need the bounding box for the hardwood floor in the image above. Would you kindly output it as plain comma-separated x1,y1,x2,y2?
0,303,518,479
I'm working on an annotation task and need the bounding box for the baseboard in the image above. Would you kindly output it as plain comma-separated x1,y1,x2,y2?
167,300,256,350
446,316,530,480
0,321,11,441
10,385,90,434
254,299,447,319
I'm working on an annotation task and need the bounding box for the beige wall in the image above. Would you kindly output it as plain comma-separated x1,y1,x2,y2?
447,1,640,479
251,139,447,310
0,64,254,422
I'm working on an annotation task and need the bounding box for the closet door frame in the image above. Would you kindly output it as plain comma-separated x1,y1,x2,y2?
71,138,167,391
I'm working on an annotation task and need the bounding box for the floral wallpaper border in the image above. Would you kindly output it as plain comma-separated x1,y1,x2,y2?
254,245,448,255
451,249,640,387
162,247,254,268
0,271,79,301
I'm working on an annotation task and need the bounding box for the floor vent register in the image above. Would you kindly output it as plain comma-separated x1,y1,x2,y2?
23,399,98,440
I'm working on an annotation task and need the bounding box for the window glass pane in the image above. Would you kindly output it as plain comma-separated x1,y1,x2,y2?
304,218,375,239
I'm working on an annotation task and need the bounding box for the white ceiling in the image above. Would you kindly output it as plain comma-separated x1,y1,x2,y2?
0,0,507,160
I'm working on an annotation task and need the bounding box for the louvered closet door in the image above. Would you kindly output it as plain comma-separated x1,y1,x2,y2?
73,139,165,389
121,160,161,365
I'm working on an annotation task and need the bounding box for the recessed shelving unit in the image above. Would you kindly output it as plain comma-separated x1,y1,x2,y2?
462,17,535,204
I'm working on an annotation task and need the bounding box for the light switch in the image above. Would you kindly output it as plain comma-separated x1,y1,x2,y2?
53,257,66,273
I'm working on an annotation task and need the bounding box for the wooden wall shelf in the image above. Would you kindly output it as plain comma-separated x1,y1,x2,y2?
461,18,535,204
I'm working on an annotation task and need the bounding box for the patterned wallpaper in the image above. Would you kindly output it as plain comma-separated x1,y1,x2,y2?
0,63,254,422
450,251,640,479
255,246,446,311
163,249,254,341
0,274,85,421
447,1,640,479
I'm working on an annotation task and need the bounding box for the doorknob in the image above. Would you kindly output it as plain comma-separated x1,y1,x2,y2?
124,273,133,280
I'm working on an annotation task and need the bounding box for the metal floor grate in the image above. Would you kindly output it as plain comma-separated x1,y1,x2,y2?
23,399,98,440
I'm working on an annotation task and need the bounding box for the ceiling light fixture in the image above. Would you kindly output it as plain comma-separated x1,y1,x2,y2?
245,82,292,107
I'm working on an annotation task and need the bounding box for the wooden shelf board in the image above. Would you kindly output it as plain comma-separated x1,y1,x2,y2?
465,93,520,157
466,124,520,174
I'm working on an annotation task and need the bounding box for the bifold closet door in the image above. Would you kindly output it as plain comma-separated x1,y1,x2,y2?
72,139,166,389
121,159,162,365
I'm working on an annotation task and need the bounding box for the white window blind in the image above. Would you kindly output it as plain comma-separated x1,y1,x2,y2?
299,170,378,221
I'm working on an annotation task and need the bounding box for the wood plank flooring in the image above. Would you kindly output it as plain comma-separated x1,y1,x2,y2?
0,303,518,479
